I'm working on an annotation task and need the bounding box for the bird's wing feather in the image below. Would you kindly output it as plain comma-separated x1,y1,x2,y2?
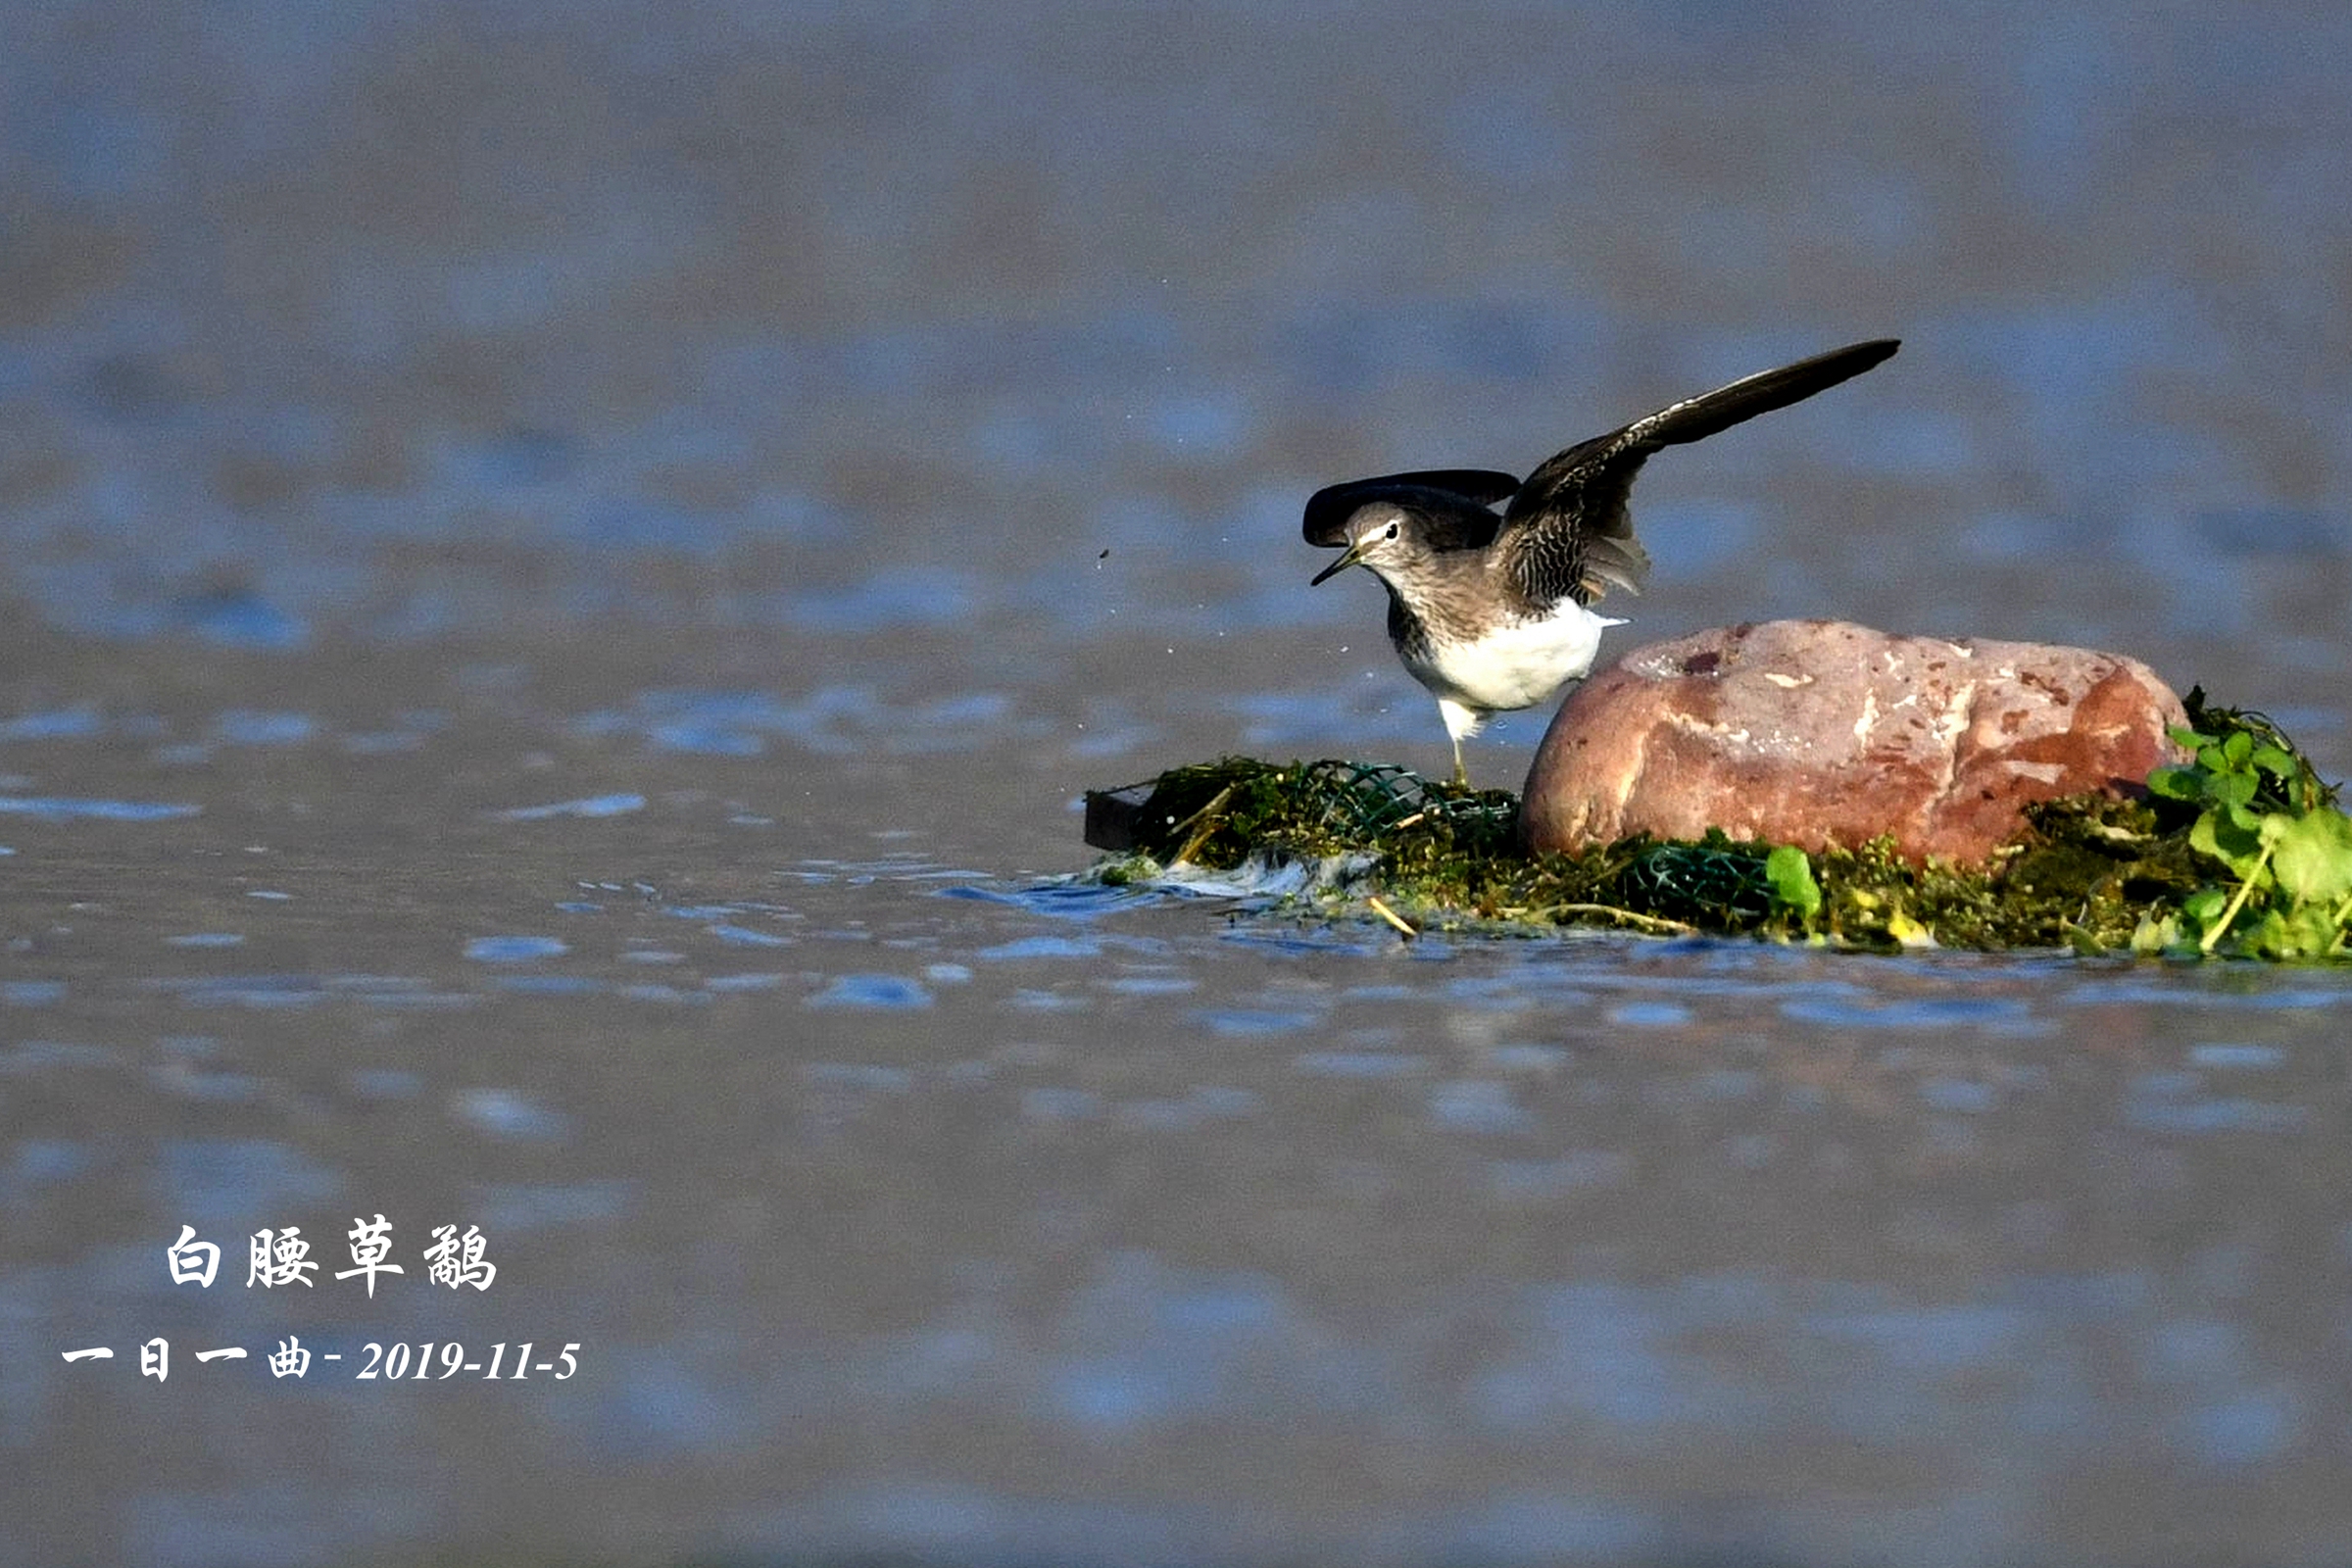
1302,468,1519,546
1498,338,1899,606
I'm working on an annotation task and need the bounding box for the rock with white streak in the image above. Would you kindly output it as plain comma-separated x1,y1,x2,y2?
1519,619,2190,865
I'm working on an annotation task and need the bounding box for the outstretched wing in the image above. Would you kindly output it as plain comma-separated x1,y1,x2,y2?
1302,468,1519,548
1497,339,1899,606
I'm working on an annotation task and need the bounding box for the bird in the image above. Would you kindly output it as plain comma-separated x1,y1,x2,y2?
1305,338,1899,786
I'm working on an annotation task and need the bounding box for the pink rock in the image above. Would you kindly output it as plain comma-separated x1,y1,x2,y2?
1519,619,2190,865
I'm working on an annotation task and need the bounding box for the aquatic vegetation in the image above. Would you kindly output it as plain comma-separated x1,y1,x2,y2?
1084,690,2352,960
2132,698,2352,960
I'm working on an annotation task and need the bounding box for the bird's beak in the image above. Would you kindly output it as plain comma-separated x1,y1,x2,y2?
1310,542,1365,587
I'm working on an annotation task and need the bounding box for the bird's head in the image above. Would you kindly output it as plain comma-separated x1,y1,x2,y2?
1309,502,1427,588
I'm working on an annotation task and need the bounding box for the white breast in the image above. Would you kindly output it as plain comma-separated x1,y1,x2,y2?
1404,599,1624,716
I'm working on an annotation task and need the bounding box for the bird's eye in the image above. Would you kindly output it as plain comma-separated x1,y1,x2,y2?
1383,521,1398,539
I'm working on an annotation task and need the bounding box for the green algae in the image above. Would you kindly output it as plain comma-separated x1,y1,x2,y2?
1083,690,2352,959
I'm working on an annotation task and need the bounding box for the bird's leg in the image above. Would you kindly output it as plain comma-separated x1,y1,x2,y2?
1435,699,1479,791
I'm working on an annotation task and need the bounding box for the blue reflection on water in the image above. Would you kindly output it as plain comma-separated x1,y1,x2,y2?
935,881,1169,919
1608,1002,1690,1027
2187,1043,2284,1070
0,796,200,820
4,1139,94,1197
180,589,309,648
975,935,1102,960
1428,1079,1536,1135
2180,1386,2303,1466
1295,1050,1428,1079
1193,1007,1321,1037
462,935,570,962
451,1088,573,1143
705,922,792,948
495,794,645,820
2124,1097,2308,1134
0,707,104,741
2195,508,2349,558
493,974,602,996
596,1351,759,1455
215,710,314,746
1780,993,2052,1034
807,974,934,1010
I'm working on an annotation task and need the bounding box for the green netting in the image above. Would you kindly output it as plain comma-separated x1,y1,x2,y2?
2205,701,2340,814
1086,757,1521,870
1292,760,1517,837
1619,841,1778,923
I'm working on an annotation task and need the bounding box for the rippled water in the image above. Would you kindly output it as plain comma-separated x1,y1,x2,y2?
7,2,2352,1565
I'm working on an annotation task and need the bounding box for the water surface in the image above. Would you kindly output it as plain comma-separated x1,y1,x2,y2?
6,2,2352,1564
